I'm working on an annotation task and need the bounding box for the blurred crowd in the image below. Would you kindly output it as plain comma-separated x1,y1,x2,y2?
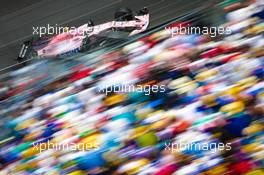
0,0,264,174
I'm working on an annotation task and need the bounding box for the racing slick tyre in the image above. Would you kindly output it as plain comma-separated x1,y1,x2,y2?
17,39,37,64
137,7,149,15
80,20,94,52
79,37,91,52
114,8,133,21
87,19,94,27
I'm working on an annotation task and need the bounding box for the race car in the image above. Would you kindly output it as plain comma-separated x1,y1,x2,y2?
17,7,149,62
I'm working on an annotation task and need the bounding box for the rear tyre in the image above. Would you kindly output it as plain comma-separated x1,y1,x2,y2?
87,20,94,27
114,8,133,21
137,7,149,15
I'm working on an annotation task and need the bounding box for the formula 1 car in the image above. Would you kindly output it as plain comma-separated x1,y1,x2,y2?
17,7,149,62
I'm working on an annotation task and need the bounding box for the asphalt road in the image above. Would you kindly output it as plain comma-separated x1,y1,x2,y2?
0,0,212,72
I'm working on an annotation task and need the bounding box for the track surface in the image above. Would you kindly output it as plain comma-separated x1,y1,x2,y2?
0,0,210,71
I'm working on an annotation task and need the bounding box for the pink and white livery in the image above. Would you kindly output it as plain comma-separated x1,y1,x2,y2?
18,7,150,61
